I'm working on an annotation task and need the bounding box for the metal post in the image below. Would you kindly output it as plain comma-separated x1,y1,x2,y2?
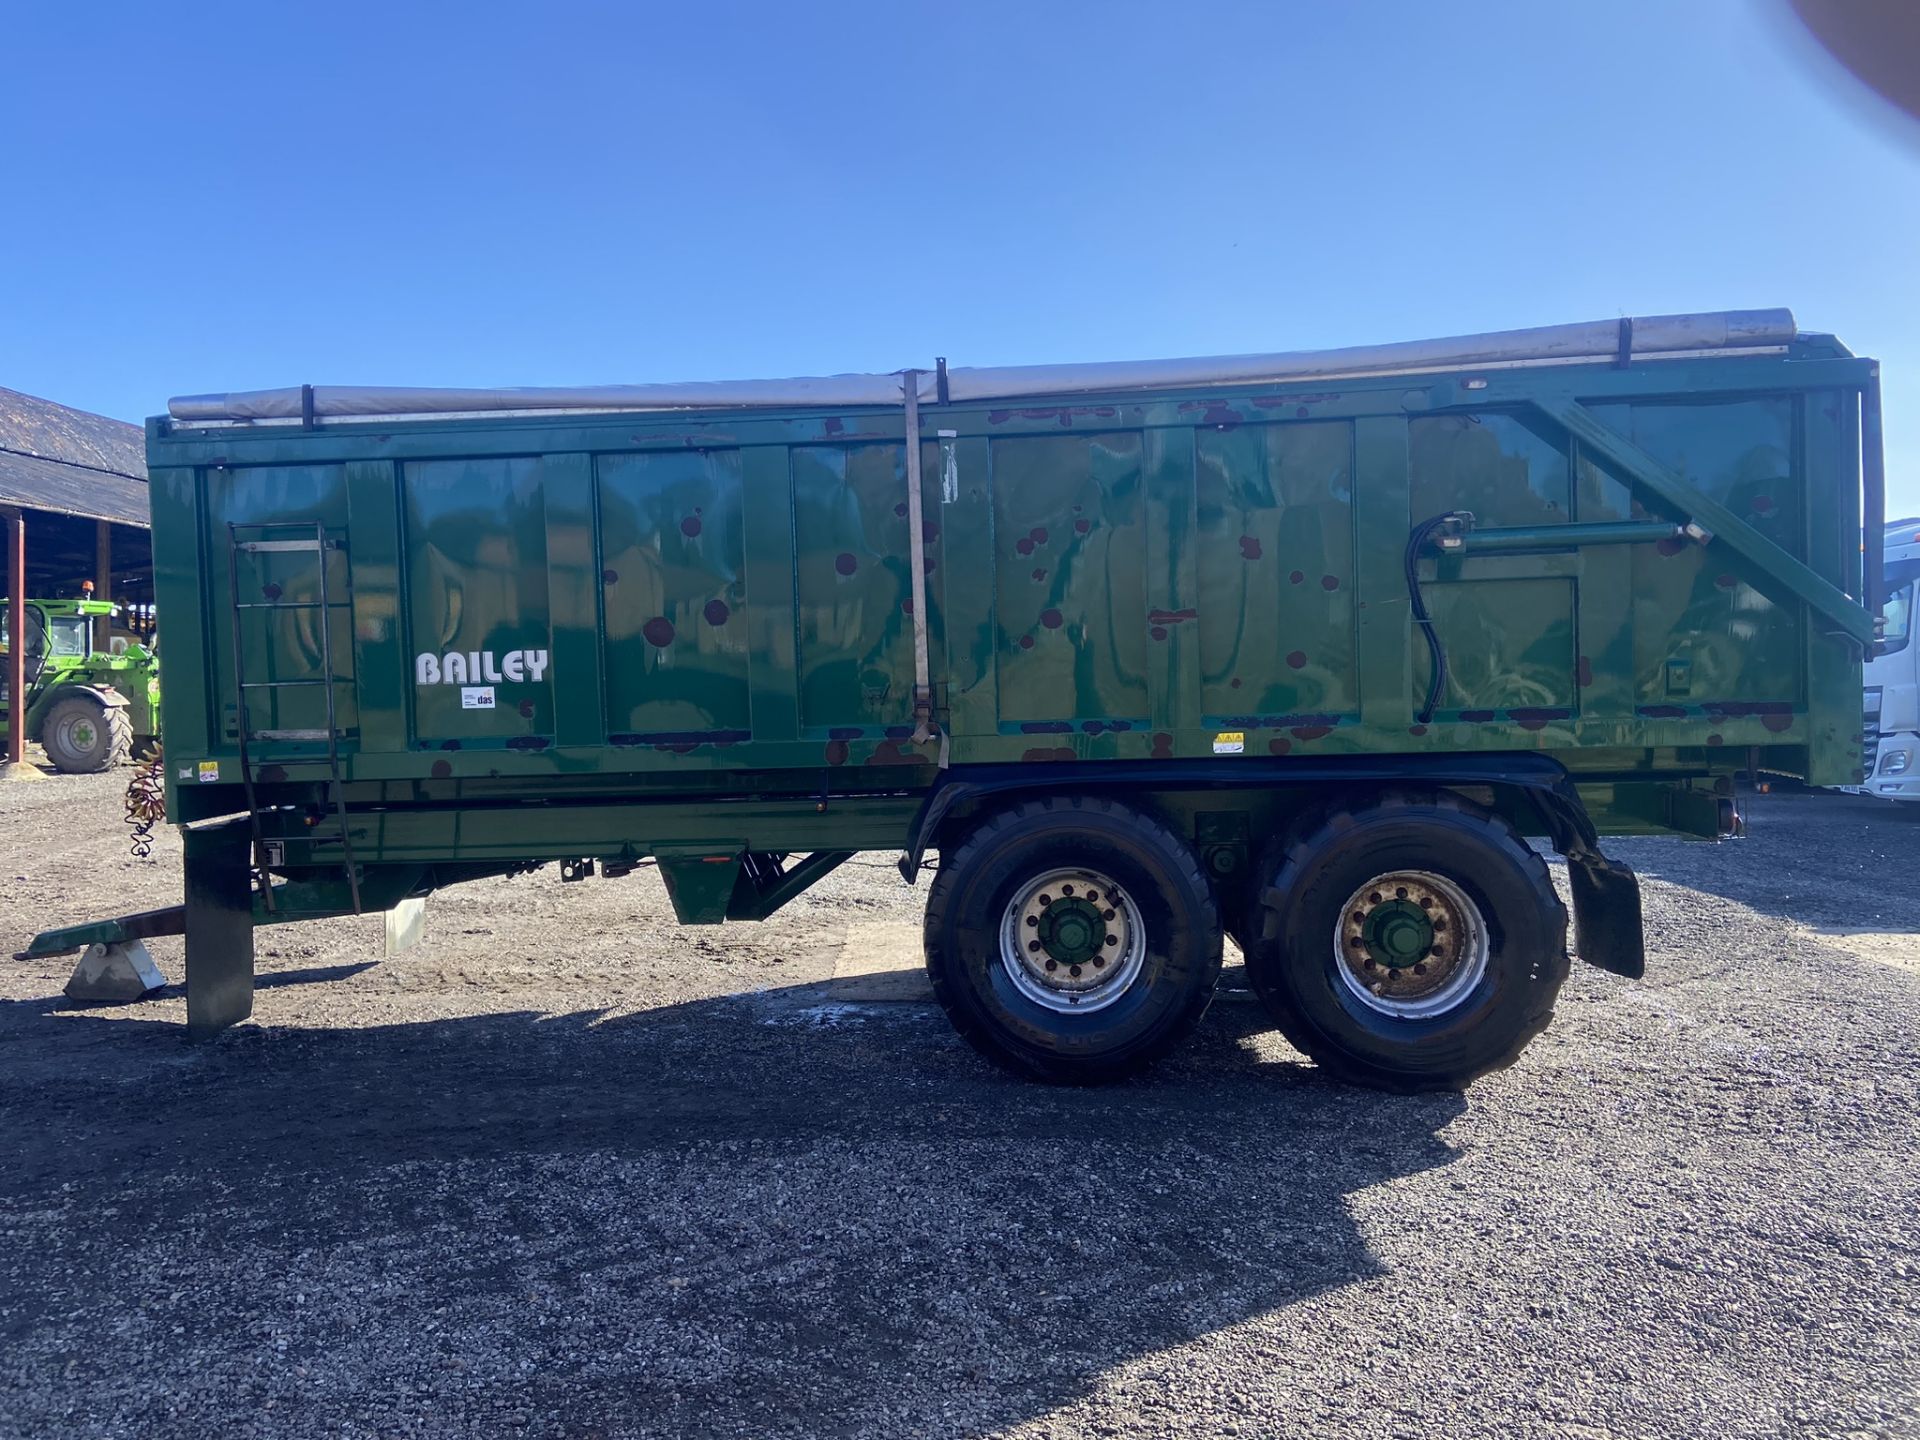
901,371,936,744
95,520,113,652
5,509,25,770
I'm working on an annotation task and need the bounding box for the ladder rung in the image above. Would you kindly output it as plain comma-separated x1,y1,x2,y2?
241,679,338,689
250,728,336,742
236,539,327,554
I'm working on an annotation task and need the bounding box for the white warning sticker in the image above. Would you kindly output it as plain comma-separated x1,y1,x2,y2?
461,686,496,710
1212,731,1245,755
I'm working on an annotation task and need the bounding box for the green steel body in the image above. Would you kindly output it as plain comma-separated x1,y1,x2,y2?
137,336,1873,926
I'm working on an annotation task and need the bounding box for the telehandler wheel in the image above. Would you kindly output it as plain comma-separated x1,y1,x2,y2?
1244,790,1568,1093
40,696,132,774
924,796,1222,1083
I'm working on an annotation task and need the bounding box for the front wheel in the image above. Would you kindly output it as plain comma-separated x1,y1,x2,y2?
1244,790,1568,1092
40,696,132,773
924,797,1222,1083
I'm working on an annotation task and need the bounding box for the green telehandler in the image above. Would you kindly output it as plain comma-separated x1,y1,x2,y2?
0,599,160,773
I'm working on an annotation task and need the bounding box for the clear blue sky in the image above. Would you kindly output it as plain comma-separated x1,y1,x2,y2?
4,0,1917,514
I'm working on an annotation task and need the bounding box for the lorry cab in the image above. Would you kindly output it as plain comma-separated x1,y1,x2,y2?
1864,519,1920,800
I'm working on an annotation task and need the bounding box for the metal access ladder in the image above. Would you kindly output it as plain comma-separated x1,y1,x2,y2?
226,521,360,914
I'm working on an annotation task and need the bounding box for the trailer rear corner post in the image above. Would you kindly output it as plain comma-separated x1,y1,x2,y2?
184,820,255,1038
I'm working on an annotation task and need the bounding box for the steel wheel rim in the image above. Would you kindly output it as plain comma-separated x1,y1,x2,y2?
998,866,1147,1014
1332,869,1489,1019
57,713,97,753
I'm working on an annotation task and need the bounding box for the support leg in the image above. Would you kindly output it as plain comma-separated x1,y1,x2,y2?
184,821,254,1038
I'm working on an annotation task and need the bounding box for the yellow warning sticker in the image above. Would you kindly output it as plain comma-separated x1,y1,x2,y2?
1212,731,1245,755
197,760,220,783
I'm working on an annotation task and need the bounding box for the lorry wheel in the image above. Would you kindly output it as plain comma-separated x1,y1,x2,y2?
924,797,1222,1083
40,697,132,773
1244,791,1568,1093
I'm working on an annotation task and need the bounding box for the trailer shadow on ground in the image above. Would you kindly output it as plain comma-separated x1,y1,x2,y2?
0,980,1467,1436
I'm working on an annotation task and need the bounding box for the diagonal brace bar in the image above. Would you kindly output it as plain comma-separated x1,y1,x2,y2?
1531,398,1872,646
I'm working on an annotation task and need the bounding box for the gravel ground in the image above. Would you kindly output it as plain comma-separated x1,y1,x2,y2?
0,768,1916,1439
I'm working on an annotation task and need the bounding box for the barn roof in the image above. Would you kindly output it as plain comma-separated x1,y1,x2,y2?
0,386,150,528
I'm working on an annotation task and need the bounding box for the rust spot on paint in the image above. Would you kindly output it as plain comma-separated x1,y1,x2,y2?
1296,406,1310,419
261,583,282,601
518,699,535,718
440,740,462,751
1075,518,1091,535
1408,724,1428,736
1655,537,1685,557
884,726,913,740
1147,608,1197,625
1289,725,1331,741
1239,536,1262,560
1707,733,1724,747
825,417,845,436
1016,537,1035,557
430,759,452,779
602,568,619,584
1030,527,1049,545
1509,707,1571,731
1459,709,1497,723
1018,634,1035,650
1289,570,1305,585
1080,720,1133,735
1320,574,1340,591
642,617,676,647
1021,746,1077,762
681,515,702,538
1151,732,1175,759
1750,494,1773,514
1637,705,1687,719
654,742,699,755
894,501,908,518
1285,650,1307,670
825,740,849,766
703,599,730,626
901,598,914,616
1230,678,1242,689
865,739,922,766
1268,738,1292,756
506,736,551,751
1031,568,1047,582
922,521,940,543
258,765,288,783
828,727,863,741
1040,609,1064,629
835,552,858,576
1762,712,1793,733
923,555,937,575
1020,721,1072,734
1714,573,1737,590
1150,626,1168,642
1576,656,1594,688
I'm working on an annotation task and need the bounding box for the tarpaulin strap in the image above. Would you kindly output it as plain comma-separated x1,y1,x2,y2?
902,372,937,745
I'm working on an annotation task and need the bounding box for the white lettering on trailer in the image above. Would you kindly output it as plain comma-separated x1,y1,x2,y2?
415,649,549,687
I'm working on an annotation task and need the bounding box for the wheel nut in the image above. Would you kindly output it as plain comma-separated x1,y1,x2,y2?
1368,892,1383,904
1092,956,1105,968
1395,887,1407,900
1069,965,1082,978
1026,916,1039,928
1104,935,1119,947
1433,919,1447,933
1029,940,1042,952
1062,884,1075,896
1419,897,1433,909
1045,959,1058,972
1413,963,1427,975
1086,890,1099,902
1039,894,1051,906
1102,908,1116,921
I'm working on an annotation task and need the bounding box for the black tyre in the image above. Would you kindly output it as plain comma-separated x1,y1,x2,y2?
1244,790,1568,1092
925,796,1222,1083
40,696,132,774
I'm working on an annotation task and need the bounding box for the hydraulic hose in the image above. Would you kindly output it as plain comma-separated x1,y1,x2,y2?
1406,512,1471,725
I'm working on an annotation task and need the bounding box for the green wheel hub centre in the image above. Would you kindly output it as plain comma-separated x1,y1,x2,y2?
1036,896,1108,966
1359,899,1434,970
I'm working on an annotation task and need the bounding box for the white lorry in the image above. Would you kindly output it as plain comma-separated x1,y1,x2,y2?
1863,519,1920,800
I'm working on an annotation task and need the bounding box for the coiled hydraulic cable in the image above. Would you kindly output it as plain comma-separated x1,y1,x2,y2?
1405,512,1471,725
125,746,166,859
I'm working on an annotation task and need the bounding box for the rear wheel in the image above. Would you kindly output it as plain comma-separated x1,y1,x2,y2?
925,797,1222,1083
40,696,131,773
1244,790,1567,1092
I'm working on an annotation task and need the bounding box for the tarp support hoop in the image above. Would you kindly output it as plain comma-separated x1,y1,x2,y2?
903,372,936,744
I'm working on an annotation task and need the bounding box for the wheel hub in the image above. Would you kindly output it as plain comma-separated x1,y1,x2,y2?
1335,870,1489,1019
999,867,1146,1014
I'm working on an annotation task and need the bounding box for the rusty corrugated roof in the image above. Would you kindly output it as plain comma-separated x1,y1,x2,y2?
0,386,149,528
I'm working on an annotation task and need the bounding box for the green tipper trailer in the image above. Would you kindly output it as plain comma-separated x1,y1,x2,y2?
24,309,1887,1089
